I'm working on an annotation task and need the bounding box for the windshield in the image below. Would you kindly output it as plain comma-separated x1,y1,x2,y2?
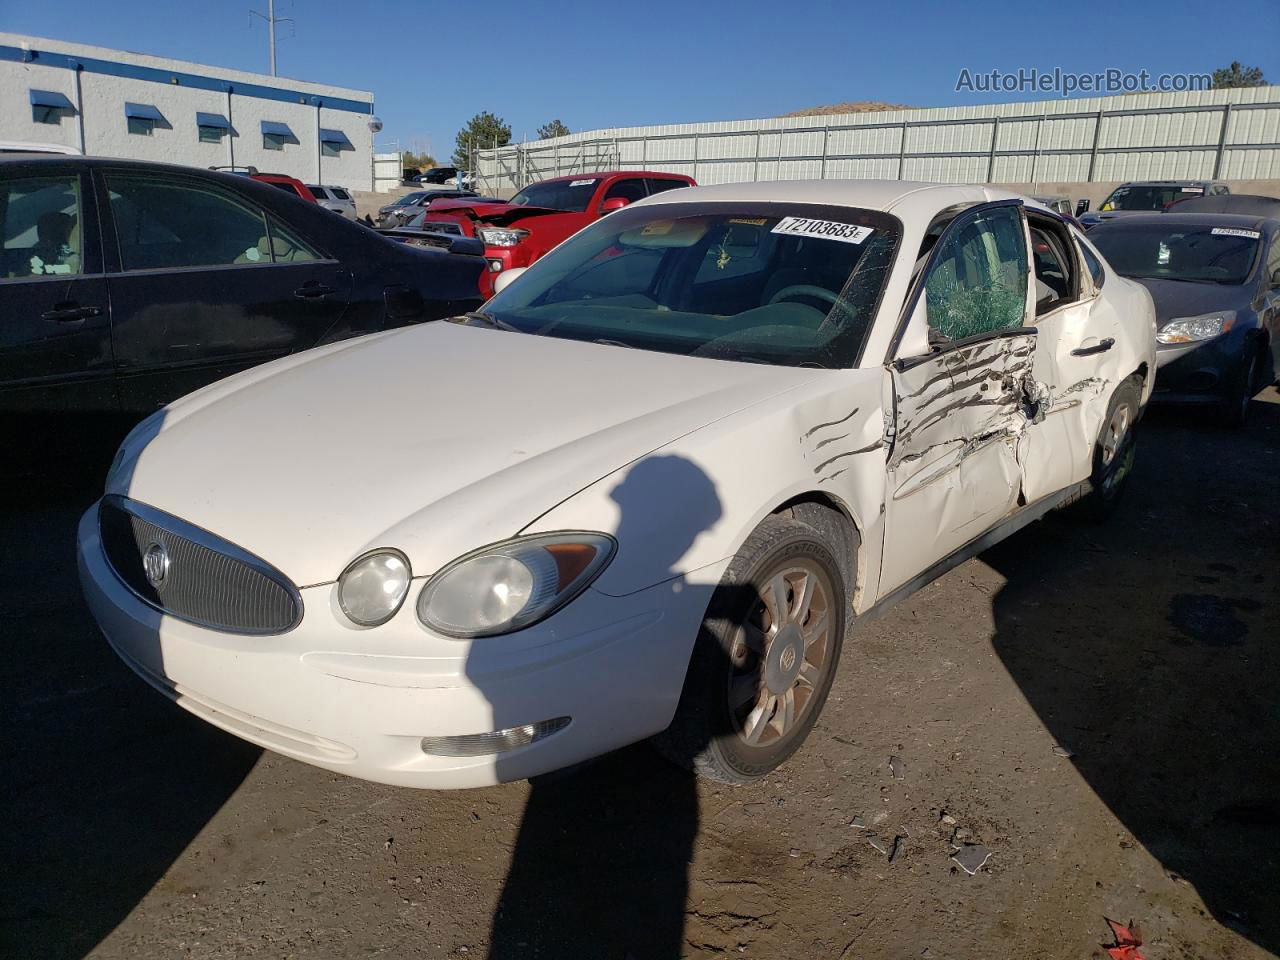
1089,224,1260,284
508,179,599,212
1100,185,1205,212
474,203,901,368
394,192,427,206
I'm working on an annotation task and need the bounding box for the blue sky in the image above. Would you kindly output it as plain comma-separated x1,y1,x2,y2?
3,0,1276,162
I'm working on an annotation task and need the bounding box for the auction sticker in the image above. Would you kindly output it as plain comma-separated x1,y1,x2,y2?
1211,227,1261,239
771,216,873,244
569,179,597,187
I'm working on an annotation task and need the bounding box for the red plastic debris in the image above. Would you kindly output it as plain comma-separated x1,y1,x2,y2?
1103,918,1145,960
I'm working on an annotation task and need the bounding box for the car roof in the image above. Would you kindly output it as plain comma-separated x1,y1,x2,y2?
1171,194,1280,217
1089,212,1275,231
1116,179,1220,186
634,178,1028,218
529,171,693,185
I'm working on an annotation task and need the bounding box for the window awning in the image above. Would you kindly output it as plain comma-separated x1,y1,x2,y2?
260,120,296,138
125,102,166,122
196,112,230,129
318,128,354,149
29,89,74,110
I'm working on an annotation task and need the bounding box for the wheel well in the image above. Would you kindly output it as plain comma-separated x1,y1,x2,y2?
772,494,863,608
1133,361,1149,385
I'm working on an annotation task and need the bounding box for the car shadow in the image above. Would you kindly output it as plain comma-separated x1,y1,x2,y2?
470,454,732,959
985,394,1280,952
0,419,261,960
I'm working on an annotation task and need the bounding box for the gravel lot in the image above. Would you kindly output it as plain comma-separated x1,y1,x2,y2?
3,390,1278,960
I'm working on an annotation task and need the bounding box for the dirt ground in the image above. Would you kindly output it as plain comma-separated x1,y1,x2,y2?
3,390,1278,960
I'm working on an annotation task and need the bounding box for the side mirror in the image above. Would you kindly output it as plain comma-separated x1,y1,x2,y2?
896,296,932,360
1075,199,1091,217
601,197,630,214
492,266,527,295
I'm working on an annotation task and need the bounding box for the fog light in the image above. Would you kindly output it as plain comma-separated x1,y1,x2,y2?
420,717,570,757
487,259,504,272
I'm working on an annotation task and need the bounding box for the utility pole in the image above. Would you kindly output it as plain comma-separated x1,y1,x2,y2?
250,0,292,76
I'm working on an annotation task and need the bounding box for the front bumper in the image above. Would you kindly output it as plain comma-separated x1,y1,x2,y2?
78,505,723,789
1152,334,1244,403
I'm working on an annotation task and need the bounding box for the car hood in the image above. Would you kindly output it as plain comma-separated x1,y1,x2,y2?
1128,277,1254,325
423,200,573,228
111,323,815,587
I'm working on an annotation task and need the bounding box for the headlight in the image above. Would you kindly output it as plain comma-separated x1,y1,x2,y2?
477,227,529,248
1157,311,1235,345
338,549,412,626
418,532,615,638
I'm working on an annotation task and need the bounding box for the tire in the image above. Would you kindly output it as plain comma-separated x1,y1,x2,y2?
1079,375,1142,522
1220,346,1262,429
653,515,847,784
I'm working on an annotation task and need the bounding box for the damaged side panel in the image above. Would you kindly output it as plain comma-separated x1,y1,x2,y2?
878,333,1036,598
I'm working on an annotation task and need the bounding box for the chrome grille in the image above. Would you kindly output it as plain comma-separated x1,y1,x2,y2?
99,496,302,635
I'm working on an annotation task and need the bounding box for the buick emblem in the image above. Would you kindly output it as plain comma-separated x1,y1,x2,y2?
143,541,170,587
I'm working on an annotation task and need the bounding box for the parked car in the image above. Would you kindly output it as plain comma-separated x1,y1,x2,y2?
1078,180,1229,229
1167,193,1280,218
210,166,317,204
375,189,480,227
1,156,485,424
421,171,695,296
418,166,459,184
1088,211,1280,425
402,167,421,184
80,180,1156,789
307,184,357,219
1031,194,1073,217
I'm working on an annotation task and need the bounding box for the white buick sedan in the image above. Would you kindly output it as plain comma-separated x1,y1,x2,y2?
79,181,1156,789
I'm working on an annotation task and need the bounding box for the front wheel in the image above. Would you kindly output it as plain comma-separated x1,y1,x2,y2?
1220,346,1262,429
654,516,847,784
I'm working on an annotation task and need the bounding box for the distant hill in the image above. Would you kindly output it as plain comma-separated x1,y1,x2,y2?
782,101,916,117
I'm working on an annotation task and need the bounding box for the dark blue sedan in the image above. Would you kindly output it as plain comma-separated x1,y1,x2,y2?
1089,212,1280,426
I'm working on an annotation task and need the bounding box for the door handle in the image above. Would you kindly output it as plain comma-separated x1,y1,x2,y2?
294,283,336,299
41,303,103,323
1071,337,1115,357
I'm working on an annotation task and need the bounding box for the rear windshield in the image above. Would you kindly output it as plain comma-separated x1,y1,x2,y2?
474,203,901,368
266,180,300,196
1090,224,1260,285
395,192,428,206
1101,185,1205,212
307,186,328,199
509,179,598,213
331,188,351,200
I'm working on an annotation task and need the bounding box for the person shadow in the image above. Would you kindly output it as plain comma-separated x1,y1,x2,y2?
0,413,261,960
468,454,731,959
984,399,1280,953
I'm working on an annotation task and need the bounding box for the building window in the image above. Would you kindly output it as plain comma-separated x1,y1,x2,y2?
261,121,297,152
29,89,75,125
318,128,354,159
125,103,167,137
196,112,231,144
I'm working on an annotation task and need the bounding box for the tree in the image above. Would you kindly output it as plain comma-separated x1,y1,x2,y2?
401,150,436,170
537,119,571,140
453,112,511,170
1211,62,1265,89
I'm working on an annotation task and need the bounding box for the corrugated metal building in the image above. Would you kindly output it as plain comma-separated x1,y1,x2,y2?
475,87,1280,192
0,33,376,190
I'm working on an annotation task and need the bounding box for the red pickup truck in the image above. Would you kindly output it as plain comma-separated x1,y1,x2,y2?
420,171,695,296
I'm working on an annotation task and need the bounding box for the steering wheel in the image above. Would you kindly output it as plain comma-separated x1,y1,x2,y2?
768,284,841,307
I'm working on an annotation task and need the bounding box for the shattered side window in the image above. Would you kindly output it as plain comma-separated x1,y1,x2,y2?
924,206,1028,341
